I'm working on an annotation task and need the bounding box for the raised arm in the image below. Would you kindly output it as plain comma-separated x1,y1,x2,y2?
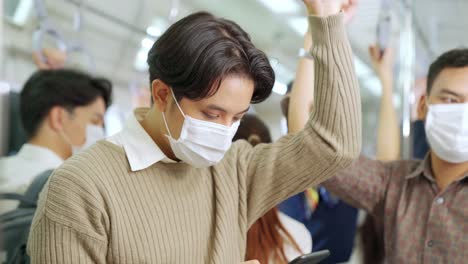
288,0,358,134
288,28,314,133
370,45,401,161
239,0,362,226
322,155,391,215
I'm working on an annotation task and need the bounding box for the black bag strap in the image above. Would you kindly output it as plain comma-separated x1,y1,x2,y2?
0,193,36,207
20,170,53,208
7,236,31,264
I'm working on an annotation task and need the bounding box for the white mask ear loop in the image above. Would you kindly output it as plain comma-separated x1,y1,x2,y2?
170,89,186,117
161,112,174,138
162,89,185,138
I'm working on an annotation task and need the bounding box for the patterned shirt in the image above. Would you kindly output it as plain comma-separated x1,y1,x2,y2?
324,154,467,263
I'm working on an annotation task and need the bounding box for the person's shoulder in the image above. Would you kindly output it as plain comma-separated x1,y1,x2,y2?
63,140,127,173
230,139,252,151
0,154,34,181
384,159,422,172
48,142,124,194
382,159,423,183
0,153,20,166
37,145,112,229
0,155,14,174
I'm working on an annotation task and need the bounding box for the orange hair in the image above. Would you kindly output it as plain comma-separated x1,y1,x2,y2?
246,207,303,264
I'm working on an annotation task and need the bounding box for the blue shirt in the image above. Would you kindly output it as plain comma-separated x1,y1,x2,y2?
412,120,429,160
279,188,358,264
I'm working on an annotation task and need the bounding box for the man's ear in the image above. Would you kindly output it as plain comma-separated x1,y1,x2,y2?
418,95,428,120
47,106,66,132
151,79,171,112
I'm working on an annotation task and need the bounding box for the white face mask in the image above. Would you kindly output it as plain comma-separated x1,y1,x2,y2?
425,103,468,163
162,91,240,168
63,125,106,155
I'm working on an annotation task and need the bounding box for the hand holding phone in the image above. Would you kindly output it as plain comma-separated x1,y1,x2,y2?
288,250,331,264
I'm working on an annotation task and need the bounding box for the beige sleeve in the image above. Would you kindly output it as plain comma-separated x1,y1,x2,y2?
236,13,362,226
28,215,107,264
27,167,108,264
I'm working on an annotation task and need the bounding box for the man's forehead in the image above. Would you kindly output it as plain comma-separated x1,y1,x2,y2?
431,67,468,94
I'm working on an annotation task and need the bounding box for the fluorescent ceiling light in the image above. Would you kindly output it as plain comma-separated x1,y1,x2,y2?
288,17,308,35
6,0,33,26
257,0,301,14
146,17,169,37
273,81,288,95
14,0,33,25
141,38,154,50
134,49,149,72
146,26,163,37
0,82,11,94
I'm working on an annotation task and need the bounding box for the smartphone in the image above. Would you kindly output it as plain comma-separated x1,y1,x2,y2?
288,250,330,264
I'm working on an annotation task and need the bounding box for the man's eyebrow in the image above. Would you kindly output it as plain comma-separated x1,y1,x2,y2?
206,105,250,115
439,88,463,98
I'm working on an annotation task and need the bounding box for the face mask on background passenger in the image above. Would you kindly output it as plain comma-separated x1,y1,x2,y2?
62,124,106,155
425,103,468,163
162,90,240,168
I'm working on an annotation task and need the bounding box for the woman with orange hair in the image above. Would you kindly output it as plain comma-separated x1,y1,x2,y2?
233,114,312,264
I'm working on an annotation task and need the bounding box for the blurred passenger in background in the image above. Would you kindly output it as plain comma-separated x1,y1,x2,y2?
279,79,358,264
0,69,112,213
358,44,398,264
234,114,312,264
369,44,430,161
369,45,400,161
289,45,468,263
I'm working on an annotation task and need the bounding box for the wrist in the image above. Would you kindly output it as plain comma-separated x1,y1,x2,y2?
298,48,314,60
303,30,312,50
378,72,393,83
306,7,315,16
381,83,394,96
306,3,341,17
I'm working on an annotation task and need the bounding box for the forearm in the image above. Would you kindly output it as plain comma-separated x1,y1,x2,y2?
28,215,107,263
288,57,314,133
307,13,361,162
376,76,400,161
287,29,315,134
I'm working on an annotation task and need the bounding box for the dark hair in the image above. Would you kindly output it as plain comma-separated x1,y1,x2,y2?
147,11,274,103
427,48,468,94
280,81,294,118
286,81,294,94
20,69,112,138
232,114,272,145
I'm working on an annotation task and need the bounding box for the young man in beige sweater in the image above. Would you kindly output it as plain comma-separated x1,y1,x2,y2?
27,1,361,263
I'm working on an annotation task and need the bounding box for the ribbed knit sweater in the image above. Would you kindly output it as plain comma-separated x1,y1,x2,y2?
27,14,361,264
